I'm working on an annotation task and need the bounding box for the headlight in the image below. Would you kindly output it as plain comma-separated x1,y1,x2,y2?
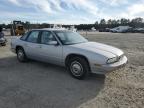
107,57,118,64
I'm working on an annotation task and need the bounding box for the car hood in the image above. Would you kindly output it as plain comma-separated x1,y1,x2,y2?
70,42,124,58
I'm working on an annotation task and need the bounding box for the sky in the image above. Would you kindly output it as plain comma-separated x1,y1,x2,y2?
0,0,144,24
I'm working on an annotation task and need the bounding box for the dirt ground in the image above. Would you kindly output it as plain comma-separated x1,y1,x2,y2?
0,32,144,108
78,32,144,108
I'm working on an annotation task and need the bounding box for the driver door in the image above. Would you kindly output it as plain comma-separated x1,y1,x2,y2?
39,31,63,65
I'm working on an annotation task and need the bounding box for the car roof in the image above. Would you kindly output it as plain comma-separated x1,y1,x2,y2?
31,28,69,32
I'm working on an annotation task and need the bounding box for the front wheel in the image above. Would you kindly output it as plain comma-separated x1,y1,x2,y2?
1,43,6,46
16,48,27,62
67,57,90,79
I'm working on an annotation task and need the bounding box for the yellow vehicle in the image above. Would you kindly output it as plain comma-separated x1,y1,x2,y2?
11,21,25,36
15,24,25,35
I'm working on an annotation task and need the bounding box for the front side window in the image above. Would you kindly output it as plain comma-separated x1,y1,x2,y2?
27,31,39,43
20,31,29,40
41,31,56,44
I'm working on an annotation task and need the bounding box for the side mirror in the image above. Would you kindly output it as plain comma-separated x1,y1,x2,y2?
48,41,58,45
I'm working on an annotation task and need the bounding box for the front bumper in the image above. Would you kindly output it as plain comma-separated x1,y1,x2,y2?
0,40,6,44
0,38,7,44
91,56,128,74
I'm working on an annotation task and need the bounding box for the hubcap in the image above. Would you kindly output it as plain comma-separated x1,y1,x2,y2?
70,61,83,76
18,50,24,60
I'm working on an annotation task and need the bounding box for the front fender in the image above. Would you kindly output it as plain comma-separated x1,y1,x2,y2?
63,46,108,65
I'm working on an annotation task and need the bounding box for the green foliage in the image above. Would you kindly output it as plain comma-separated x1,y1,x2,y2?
75,17,144,30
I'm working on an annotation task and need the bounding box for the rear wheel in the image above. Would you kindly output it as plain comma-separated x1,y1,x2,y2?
16,47,27,62
67,57,89,79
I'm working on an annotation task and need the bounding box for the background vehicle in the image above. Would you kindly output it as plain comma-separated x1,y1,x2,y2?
0,27,7,46
0,37,7,46
69,26,77,32
132,28,144,33
11,20,25,36
11,29,127,79
99,28,110,32
110,26,132,33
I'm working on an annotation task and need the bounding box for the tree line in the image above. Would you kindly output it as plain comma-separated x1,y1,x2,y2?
0,17,144,30
73,17,144,30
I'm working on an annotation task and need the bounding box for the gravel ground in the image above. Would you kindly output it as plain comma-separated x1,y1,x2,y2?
78,32,144,108
0,35,104,108
0,32,144,108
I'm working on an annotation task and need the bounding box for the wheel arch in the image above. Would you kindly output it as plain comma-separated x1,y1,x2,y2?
16,45,24,53
65,54,91,71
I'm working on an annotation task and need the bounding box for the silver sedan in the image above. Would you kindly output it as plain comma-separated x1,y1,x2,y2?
11,29,128,79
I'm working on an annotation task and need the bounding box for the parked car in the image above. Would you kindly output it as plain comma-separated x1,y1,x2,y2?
110,26,132,33
132,28,144,33
0,37,7,46
99,28,110,32
11,29,128,79
0,27,7,46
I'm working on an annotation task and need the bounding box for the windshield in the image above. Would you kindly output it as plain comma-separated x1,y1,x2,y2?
55,31,88,45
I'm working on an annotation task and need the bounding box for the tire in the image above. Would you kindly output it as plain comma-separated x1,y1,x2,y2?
67,57,90,79
1,43,6,46
16,47,27,62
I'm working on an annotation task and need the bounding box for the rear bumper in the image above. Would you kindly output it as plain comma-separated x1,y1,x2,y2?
91,56,128,74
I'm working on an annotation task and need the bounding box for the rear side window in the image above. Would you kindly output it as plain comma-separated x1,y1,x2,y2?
27,31,39,43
